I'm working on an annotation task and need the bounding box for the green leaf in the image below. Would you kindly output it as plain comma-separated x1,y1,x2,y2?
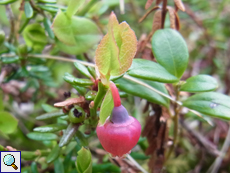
76,147,92,173
95,12,137,77
46,144,61,163
151,28,189,78
128,59,179,83
182,92,230,120
93,163,120,173
27,132,58,141
72,85,87,95
0,0,17,5
37,4,66,13
0,111,18,134
54,158,64,173
85,91,97,101
66,0,84,17
74,62,91,78
0,30,5,45
43,18,55,39
31,162,39,173
87,66,96,79
52,10,101,54
36,110,65,120
59,123,79,147
23,23,47,52
33,124,67,133
24,1,33,18
41,104,58,112
74,78,94,86
1,56,19,64
37,0,56,3
114,76,169,107
75,130,89,147
180,75,218,92
99,89,114,124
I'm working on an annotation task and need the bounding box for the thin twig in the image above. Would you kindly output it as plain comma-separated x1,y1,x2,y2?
207,124,230,173
5,4,15,43
127,155,148,173
180,120,220,157
28,54,95,67
166,85,180,160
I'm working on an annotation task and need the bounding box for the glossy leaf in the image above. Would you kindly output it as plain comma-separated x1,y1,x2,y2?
24,2,33,18
66,0,84,17
76,147,92,173
33,124,67,133
74,62,91,78
46,145,61,163
127,59,179,83
95,12,137,77
85,91,97,101
27,132,58,141
52,10,101,54
183,92,230,120
0,111,18,134
73,78,94,86
59,123,79,147
180,75,218,92
114,76,169,107
99,89,114,124
152,29,189,79
36,110,65,120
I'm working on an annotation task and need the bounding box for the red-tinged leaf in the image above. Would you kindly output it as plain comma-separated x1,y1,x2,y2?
54,96,85,107
175,12,180,30
167,7,176,29
174,0,185,11
95,12,137,81
152,9,162,34
145,0,154,9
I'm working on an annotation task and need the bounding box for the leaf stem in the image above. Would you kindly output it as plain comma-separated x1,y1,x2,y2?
89,81,107,128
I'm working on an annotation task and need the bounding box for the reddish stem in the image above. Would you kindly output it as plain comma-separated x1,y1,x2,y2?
109,82,121,107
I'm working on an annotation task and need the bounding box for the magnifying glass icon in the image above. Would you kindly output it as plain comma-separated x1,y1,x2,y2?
3,154,18,170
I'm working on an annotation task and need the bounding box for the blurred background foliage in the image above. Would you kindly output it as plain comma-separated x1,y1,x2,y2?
1,0,230,172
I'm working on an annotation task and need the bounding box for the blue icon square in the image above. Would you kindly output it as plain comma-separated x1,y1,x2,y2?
0,151,21,173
